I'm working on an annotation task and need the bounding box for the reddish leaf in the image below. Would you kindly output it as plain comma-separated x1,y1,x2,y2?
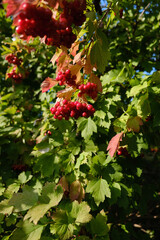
58,176,69,192
107,132,124,157
127,116,143,133
69,180,85,203
41,77,57,93
43,0,57,8
3,0,37,17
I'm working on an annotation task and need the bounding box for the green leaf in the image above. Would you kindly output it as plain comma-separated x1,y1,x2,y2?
24,184,63,224
70,201,92,224
3,183,20,199
9,186,38,212
50,211,75,240
18,172,33,185
137,93,151,119
109,182,121,205
86,179,111,206
100,68,127,85
9,220,44,240
77,117,97,139
127,81,148,97
4,106,17,115
51,201,92,240
90,213,109,237
90,40,109,73
150,71,160,84
0,199,13,215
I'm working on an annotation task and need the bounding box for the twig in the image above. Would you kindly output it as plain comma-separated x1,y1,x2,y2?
139,3,151,19
98,2,112,28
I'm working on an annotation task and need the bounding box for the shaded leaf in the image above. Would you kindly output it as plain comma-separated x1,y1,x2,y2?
90,213,109,237
9,186,38,212
9,220,44,240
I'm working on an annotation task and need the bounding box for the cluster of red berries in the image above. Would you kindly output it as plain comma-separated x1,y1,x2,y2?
61,0,86,27
6,53,22,65
56,69,77,87
50,99,95,120
16,1,86,48
78,82,98,99
7,67,23,84
16,3,54,37
12,164,27,172
44,130,52,136
117,147,129,157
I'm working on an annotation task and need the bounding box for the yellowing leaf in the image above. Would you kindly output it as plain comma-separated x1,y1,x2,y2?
51,48,62,66
57,87,75,101
127,116,143,133
70,42,80,57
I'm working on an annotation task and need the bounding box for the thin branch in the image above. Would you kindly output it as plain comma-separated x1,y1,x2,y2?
98,2,112,28
139,3,151,19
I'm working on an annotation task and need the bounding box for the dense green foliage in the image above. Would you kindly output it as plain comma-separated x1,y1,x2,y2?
0,1,160,239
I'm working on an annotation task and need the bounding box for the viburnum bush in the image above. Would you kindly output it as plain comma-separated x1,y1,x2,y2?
0,0,160,239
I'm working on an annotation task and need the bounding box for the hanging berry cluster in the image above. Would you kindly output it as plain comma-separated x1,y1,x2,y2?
78,82,98,99
15,0,86,48
6,53,22,65
49,68,99,120
56,69,77,87
60,0,86,27
6,53,24,84
7,67,23,84
50,99,95,120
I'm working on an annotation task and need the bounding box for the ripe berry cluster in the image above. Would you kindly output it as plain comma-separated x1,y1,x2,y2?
6,53,22,65
12,164,27,172
44,130,52,136
78,82,98,99
50,99,95,120
7,68,23,84
61,0,86,26
56,69,77,86
15,2,85,48
117,147,129,157
16,3,54,37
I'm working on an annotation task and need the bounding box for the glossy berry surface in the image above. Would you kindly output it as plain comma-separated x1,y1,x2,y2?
78,82,98,99
56,70,77,87
50,100,95,120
